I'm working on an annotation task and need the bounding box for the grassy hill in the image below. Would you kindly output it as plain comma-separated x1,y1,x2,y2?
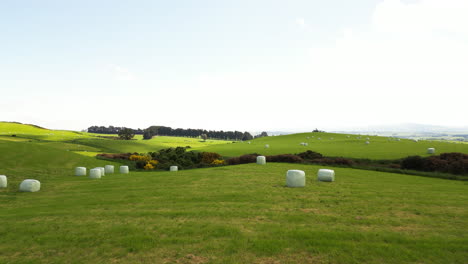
1,162,467,263
1,122,467,263
198,132,468,159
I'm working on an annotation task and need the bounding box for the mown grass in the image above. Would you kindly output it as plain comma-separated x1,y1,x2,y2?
1,123,467,263
1,162,467,263
198,132,468,159
72,135,228,153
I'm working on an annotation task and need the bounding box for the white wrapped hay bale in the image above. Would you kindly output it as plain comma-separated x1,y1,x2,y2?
366,137,370,140
0,175,7,188
96,167,105,176
19,179,41,192
286,170,305,187
317,169,335,182
365,141,370,145
75,167,86,176
89,168,102,179
256,156,266,165
105,165,114,174
170,166,178,171
248,141,251,144
427,148,435,154
265,144,270,148
304,143,308,146
120,166,129,174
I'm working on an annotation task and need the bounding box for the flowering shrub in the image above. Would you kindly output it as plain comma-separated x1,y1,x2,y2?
129,154,151,162
144,163,155,170
201,152,222,164
211,159,225,165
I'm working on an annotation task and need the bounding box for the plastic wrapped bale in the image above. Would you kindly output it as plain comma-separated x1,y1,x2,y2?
0,175,7,188
248,141,251,144
89,168,102,179
365,141,370,145
120,166,129,174
19,179,41,192
304,143,308,146
286,170,306,187
170,166,178,172
427,148,435,154
105,165,114,174
75,167,86,176
264,144,270,148
96,167,105,176
366,137,370,140
317,138,321,140
317,169,335,182
256,156,266,165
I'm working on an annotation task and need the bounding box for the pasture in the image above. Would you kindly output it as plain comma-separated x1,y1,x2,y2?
1,122,467,263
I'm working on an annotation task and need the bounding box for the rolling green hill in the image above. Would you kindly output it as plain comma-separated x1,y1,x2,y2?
198,132,468,159
1,122,467,263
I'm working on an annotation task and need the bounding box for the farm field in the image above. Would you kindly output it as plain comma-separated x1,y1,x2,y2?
2,122,468,159
1,160,467,263
1,122,467,263
197,132,468,159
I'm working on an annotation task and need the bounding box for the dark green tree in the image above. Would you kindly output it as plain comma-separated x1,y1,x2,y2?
118,128,135,140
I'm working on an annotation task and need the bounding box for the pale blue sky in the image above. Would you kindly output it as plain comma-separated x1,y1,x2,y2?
1,0,467,131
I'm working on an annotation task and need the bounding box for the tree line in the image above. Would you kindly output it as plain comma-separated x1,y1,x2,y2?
87,125,268,141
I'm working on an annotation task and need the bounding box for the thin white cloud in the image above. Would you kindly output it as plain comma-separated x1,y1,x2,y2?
108,64,136,81
295,17,305,27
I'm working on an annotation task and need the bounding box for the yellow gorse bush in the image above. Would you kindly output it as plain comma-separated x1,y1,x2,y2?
144,163,155,170
129,154,151,162
211,159,225,165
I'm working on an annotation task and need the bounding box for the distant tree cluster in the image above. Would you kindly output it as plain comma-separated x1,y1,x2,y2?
254,131,269,138
142,126,254,141
88,125,256,141
87,126,144,135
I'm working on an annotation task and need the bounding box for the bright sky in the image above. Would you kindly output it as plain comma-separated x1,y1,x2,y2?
1,0,467,132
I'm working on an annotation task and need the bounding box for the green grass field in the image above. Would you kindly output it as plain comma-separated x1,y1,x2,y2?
197,132,468,159
1,122,467,263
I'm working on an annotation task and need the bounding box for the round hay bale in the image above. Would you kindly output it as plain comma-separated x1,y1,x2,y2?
170,166,178,172
256,156,266,165
286,170,305,187
120,166,129,174
0,175,7,188
75,167,86,176
105,165,114,174
264,144,270,148
248,141,251,144
96,167,105,176
427,148,435,154
317,169,335,182
89,168,102,179
19,179,41,192
365,141,370,145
